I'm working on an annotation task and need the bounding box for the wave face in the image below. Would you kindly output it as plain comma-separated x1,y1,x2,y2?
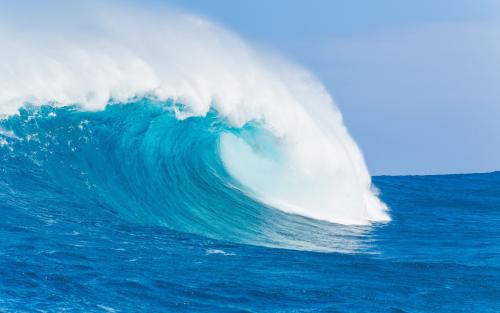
0,102,373,251
0,1,388,249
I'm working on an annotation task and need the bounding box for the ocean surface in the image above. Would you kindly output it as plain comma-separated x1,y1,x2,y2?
0,103,499,312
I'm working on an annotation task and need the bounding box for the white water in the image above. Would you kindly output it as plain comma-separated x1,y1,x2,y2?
0,0,389,225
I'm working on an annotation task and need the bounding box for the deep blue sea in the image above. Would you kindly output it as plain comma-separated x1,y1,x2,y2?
1,103,499,312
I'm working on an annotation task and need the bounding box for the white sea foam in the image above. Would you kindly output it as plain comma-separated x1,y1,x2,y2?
0,0,390,225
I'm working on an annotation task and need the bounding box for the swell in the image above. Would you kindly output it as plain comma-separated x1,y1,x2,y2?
0,101,371,251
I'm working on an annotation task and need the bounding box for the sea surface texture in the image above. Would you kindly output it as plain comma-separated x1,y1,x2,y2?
0,103,499,312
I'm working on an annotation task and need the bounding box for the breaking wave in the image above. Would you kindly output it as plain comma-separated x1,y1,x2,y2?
0,1,389,250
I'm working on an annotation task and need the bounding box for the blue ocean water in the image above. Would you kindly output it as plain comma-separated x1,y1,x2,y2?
0,102,499,312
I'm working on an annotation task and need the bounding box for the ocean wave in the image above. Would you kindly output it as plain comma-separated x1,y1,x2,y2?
0,1,389,249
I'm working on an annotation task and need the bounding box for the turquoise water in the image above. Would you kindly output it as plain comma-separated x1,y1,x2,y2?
0,102,499,312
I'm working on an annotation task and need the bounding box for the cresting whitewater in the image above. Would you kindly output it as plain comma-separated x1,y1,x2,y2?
1,2,500,313
0,2,389,227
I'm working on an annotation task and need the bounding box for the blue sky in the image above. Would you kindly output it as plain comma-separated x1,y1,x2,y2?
154,0,500,175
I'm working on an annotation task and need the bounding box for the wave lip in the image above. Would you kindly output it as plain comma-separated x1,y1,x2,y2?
0,1,389,226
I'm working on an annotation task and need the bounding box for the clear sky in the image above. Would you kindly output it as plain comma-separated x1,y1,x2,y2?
154,0,500,175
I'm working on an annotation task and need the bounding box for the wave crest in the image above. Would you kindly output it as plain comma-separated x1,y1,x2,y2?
0,1,389,226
